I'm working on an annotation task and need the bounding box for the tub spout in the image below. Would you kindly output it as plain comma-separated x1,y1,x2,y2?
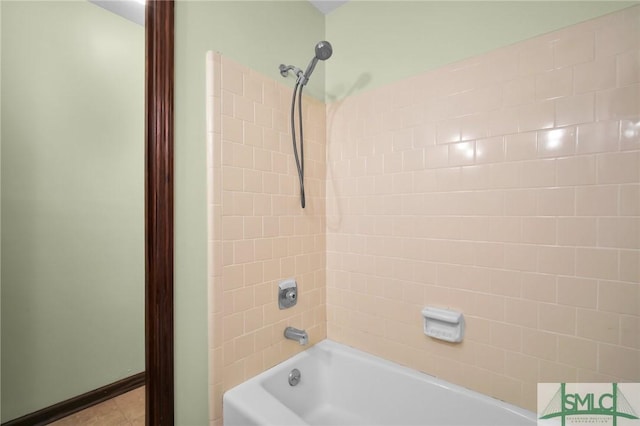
284,326,308,345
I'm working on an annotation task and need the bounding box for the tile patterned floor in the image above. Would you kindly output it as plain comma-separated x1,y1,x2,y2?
49,386,145,425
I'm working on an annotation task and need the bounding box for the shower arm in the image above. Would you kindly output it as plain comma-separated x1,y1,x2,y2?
279,64,313,86
279,64,303,79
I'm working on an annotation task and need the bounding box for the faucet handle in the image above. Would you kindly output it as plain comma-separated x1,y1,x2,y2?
278,280,298,310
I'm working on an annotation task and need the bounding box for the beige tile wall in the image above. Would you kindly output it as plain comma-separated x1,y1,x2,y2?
207,52,327,426
326,6,639,411
206,6,639,423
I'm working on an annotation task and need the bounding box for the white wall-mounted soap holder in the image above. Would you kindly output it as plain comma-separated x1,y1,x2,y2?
421,306,464,343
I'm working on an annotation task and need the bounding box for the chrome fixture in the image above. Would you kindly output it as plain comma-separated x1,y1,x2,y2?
279,41,332,87
278,279,298,310
279,41,333,208
284,326,308,345
288,368,301,386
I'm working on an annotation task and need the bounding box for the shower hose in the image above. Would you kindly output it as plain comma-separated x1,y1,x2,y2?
290,81,305,208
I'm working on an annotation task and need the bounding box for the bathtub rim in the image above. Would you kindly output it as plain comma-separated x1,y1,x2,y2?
223,338,537,425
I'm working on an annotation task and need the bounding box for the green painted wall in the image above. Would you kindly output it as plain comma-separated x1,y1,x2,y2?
0,1,3,420
325,1,637,100
0,1,144,421
173,1,324,423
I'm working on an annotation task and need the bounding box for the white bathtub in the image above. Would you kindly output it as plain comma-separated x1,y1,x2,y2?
223,340,536,426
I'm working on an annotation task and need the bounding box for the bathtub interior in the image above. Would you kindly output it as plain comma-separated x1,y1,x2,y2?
252,340,536,426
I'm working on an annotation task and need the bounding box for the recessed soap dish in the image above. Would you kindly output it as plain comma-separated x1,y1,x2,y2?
421,306,464,343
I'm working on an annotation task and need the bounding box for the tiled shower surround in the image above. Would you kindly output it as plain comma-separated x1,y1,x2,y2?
207,6,639,424
326,6,639,411
207,52,327,424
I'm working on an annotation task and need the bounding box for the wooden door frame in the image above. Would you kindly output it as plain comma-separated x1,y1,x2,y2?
145,1,175,424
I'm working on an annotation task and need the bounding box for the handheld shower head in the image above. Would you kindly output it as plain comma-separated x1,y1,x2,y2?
314,40,333,61
280,41,333,209
301,40,333,86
